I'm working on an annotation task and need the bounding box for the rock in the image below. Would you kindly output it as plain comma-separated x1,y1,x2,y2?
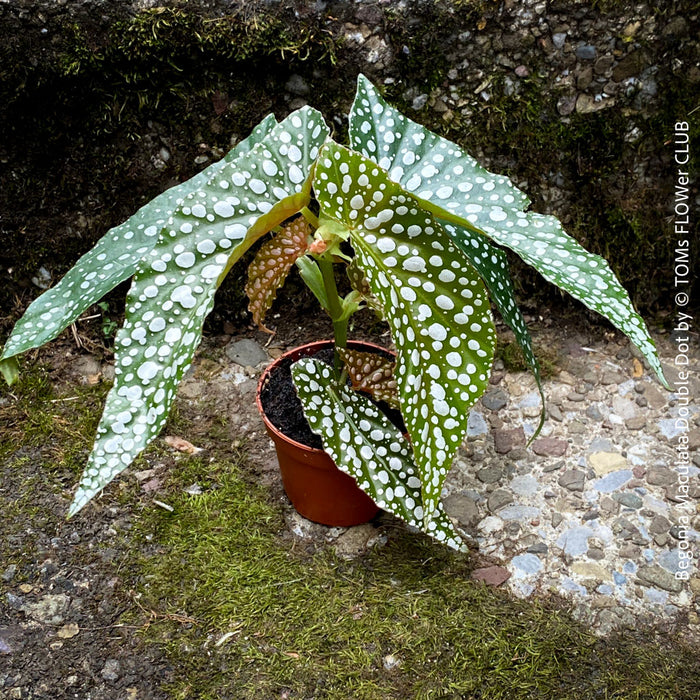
592,470,633,493
625,416,646,431
662,16,689,37
481,388,508,411
612,50,645,81
576,94,615,114
493,428,525,454
589,452,628,476
511,553,542,575
558,469,586,492
572,562,611,581
285,74,310,96
650,514,671,535
471,565,511,587
557,527,594,556
24,594,70,625
646,467,676,487
333,524,379,559
552,32,567,49
531,438,568,457
577,66,593,90
575,44,596,60
477,465,503,484
225,339,268,367
487,489,514,513
478,516,504,535
637,565,683,593
444,493,480,527
412,94,428,110
2,565,17,582
509,475,539,497
613,492,643,509
101,659,121,682
467,410,489,437
498,505,541,523
594,55,614,75
382,654,401,671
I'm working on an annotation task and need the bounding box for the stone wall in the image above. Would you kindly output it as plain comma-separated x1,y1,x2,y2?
0,0,697,333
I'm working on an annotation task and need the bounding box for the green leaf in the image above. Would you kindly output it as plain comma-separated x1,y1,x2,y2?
0,357,19,386
0,114,277,367
349,74,668,390
314,142,496,525
69,107,330,515
295,256,329,310
291,358,465,550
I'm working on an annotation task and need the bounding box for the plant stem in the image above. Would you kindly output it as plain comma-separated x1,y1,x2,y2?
300,206,320,229
318,258,347,373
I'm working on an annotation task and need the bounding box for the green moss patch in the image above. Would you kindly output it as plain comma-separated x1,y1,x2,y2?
129,457,699,699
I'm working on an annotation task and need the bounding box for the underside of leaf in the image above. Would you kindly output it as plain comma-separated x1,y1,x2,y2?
338,348,399,409
245,217,311,331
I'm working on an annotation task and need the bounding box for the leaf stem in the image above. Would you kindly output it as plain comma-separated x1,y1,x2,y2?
318,258,348,373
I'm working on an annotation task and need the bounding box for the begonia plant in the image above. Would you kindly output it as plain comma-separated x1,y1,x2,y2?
0,76,668,550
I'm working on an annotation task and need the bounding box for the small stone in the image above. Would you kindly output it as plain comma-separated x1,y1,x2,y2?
552,512,564,528
594,55,615,75
543,460,565,474
511,553,542,575
57,623,80,639
285,74,310,96
588,546,605,561
444,493,480,527
552,32,567,49
481,388,508,411
25,594,70,625
499,505,541,522
646,467,676,487
586,404,604,421
101,659,121,682
514,65,529,78
493,428,525,454
412,94,428,110
477,465,503,484
613,492,643,509
509,475,539,496
593,470,633,493
650,514,671,535
612,50,645,81
625,415,646,431
531,438,568,457
572,562,611,581
2,565,17,582
557,526,594,556
575,44,596,60
225,339,268,367
467,410,489,437
637,565,683,593
558,469,586,492
478,516,504,535
548,404,564,422
526,542,548,554
487,489,514,513
471,565,511,587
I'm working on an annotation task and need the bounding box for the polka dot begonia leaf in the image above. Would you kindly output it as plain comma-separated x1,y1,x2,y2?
314,142,496,525
245,216,311,332
337,348,399,409
349,74,668,390
68,107,330,515
291,358,466,551
0,114,278,373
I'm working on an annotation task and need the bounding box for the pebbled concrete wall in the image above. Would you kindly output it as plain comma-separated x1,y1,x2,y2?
0,0,697,331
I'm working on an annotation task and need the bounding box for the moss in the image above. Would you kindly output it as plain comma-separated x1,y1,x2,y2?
125,454,700,699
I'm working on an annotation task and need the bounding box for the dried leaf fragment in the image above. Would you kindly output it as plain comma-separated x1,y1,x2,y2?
339,348,399,409
246,217,311,331
164,436,202,454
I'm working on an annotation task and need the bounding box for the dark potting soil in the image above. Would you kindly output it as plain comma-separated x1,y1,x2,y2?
260,345,404,449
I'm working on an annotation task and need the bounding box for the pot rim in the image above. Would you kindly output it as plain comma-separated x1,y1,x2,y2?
256,339,394,455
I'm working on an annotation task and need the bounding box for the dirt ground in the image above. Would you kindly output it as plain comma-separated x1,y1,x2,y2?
1,302,698,699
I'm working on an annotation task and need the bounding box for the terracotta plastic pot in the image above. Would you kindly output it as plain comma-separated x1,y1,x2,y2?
256,340,391,527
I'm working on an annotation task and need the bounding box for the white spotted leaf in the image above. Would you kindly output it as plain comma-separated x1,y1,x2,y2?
349,74,667,389
0,114,278,375
314,142,496,525
291,358,465,550
68,107,330,515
